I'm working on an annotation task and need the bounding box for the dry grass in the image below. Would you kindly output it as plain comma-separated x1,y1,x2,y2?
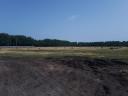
0,47,128,60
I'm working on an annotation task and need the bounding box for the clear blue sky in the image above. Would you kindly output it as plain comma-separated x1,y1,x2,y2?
0,0,128,42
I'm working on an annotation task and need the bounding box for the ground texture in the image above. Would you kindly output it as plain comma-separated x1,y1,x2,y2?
0,57,128,96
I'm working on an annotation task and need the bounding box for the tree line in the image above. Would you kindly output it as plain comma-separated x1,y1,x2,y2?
0,33,128,47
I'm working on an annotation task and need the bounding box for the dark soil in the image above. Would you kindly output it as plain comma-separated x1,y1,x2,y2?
0,57,128,96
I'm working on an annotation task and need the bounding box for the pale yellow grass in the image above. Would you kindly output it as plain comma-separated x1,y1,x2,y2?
0,47,128,59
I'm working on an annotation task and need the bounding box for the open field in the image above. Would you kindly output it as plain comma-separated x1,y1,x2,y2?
0,47,128,96
0,47,128,60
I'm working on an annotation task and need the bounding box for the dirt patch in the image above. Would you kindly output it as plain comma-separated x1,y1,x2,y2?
0,57,128,96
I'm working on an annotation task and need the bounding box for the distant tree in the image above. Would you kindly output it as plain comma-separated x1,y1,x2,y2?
0,33,128,47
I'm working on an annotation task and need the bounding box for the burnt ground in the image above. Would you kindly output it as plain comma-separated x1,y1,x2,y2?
0,57,128,96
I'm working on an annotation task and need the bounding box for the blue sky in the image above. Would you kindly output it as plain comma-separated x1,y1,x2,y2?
0,0,128,42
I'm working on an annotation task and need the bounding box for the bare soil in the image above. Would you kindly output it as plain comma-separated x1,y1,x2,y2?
0,57,128,96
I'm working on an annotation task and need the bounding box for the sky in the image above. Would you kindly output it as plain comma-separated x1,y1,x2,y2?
0,0,128,42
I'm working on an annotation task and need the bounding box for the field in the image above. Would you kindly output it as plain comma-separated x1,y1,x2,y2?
0,47,128,96
0,47,128,60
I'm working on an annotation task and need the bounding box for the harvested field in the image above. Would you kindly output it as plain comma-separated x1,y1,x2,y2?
0,57,128,96
0,47,128,60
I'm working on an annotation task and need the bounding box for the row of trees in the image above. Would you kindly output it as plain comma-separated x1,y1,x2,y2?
0,33,128,47
0,33,34,46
